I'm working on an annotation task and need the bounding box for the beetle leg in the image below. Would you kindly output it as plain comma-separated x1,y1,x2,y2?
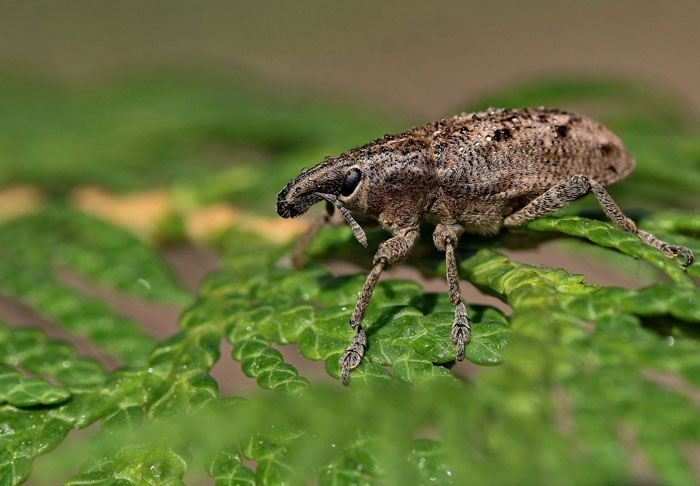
339,228,419,384
433,224,470,361
291,202,344,269
504,174,694,269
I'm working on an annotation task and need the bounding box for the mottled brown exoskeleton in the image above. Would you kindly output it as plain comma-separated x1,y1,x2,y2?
277,108,694,384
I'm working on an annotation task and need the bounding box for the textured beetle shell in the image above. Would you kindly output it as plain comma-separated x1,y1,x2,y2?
278,107,635,236
343,107,634,234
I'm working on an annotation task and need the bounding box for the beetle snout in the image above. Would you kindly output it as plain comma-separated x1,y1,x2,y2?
276,186,296,218
277,199,299,218
277,184,319,218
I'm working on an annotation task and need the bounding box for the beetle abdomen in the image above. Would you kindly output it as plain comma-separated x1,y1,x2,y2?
428,108,635,200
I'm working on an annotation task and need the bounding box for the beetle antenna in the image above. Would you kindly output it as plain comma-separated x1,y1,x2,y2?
316,193,368,247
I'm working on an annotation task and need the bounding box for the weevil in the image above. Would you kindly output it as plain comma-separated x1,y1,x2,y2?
277,107,694,384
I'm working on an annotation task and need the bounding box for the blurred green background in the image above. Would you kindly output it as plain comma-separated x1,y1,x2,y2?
0,0,699,209
3,0,700,118
1,2,700,485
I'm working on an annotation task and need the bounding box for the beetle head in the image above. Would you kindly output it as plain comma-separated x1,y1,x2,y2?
277,155,363,218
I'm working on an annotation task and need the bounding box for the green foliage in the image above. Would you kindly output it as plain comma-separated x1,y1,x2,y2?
0,72,699,485
0,322,106,386
0,366,70,407
0,71,396,212
0,207,189,364
527,215,699,283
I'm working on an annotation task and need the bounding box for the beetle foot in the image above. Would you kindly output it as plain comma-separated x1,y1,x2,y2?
661,244,694,269
339,329,367,385
638,230,694,270
450,302,471,361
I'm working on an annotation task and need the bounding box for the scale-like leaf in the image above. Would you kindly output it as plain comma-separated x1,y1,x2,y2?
0,366,70,407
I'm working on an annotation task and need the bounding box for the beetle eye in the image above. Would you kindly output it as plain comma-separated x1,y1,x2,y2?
340,168,362,196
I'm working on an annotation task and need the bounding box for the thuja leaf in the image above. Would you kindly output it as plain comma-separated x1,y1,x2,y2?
0,208,196,365
66,444,188,486
407,439,455,486
413,306,509,366
0,207,189,305
0,322,106,386
0,366,70,407
456,244,700,484
641,211,700,235
527,215,694,284
229,334,310,394
0,453,32,486
0,405,73,485
207,449,256,486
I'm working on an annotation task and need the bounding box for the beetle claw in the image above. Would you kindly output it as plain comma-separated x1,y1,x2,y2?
339,329,366,385
662,244,694,270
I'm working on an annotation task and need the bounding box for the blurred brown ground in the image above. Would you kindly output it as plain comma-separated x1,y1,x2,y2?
1,0,699,119
0,0,697,393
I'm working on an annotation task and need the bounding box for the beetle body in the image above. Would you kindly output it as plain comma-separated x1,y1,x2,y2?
277,108,690,385
424,108,634,234
279,108,634,236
